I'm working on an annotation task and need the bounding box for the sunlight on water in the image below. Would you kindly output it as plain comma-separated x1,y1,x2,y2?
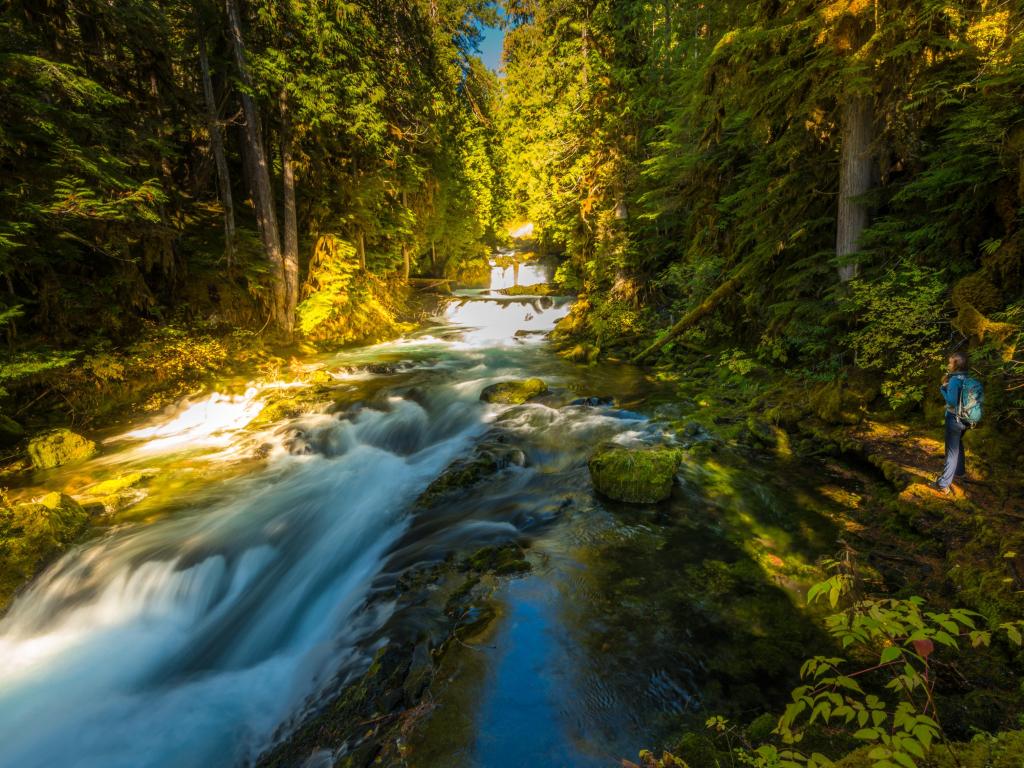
107,388,273,454
443,298,569,345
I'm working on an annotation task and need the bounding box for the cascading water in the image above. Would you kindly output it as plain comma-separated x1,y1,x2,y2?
0,260,606,768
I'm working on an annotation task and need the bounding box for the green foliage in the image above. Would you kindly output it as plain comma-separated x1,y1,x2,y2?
297,235,409,344
663,570,1024,768
846,266,948,409
501,0,1024,410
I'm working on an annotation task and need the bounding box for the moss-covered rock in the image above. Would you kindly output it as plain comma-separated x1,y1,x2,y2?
498,283,553,296
479,378,548,405
461,544,530,576
587,443,682,503
417,432,526,507
27,429,97,469
1,492,89,610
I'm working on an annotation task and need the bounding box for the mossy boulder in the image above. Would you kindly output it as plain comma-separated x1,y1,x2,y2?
587,443,682,503
27,429,97,469
1,492,89,610
479,378,548,405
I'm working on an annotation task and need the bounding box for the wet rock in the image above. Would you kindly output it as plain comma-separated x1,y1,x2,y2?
479,378,547,405
1,492,89,610
746,416,778,447
27,429,97,469
569,396,616,407
82,470,157,514
250,388,331,427
0,414,25,448
607,409,646,421
587,443,682,503
87,470,155,496
417,432,526,507
461,544,530,576
679,422,712,442
302,369,334,387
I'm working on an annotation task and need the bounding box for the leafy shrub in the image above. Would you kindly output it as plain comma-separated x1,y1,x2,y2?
846,266,947,409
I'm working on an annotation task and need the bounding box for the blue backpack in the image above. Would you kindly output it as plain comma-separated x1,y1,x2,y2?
955,373,984,428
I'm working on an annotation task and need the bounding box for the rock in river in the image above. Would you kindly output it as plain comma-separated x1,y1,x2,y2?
587,443,682,504
1,492,89,610
27,428,97,469
479,378,548,405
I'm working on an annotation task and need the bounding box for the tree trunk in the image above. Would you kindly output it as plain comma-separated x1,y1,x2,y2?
225,0,286,325
836,96,873,283
280,90,299,336
401,189,410,282
199,33,236,266
357,231,366,271
431,240,436,273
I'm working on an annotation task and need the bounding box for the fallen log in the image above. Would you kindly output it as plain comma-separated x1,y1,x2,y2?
632,275,741,364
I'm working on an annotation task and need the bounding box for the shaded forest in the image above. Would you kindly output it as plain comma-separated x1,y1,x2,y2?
501,0,1022,423
0,0,506,426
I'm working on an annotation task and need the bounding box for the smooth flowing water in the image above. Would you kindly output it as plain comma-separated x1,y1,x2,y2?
0,258,856,767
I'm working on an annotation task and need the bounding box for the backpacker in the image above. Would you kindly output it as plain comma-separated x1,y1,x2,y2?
955,373,984,428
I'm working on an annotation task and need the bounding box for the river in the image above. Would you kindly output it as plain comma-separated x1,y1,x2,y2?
0,257,858,767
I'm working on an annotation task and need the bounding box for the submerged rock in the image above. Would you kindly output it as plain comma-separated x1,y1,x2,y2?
83,470,157,514
479,378,548,405
1,492,89,610
569,395,616,407
27,429,97,469
417,432,526,507
587,443,682,503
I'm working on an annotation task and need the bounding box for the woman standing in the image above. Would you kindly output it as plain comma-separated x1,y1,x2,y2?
930,352,972,494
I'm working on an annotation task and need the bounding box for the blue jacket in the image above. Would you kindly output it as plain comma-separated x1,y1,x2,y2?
941,373,967,412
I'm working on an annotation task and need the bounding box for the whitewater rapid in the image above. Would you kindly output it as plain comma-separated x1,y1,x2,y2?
0,289,577,767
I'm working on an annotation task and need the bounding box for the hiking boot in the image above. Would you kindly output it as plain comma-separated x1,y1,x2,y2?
928,480,951,495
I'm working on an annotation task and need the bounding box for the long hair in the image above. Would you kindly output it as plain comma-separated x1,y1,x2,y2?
949,351,969,372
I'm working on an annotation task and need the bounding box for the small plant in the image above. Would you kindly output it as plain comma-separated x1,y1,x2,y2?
639,564,1024,768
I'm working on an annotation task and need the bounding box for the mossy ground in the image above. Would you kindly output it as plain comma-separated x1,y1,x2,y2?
625,353,1024,765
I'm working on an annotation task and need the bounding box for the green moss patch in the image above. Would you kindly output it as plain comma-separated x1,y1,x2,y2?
588,443,682,503
27,429,97,469
479,378,548,405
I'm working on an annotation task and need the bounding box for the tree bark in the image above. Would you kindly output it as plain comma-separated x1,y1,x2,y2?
401,189,410,282
199,33,236,266
836,94,873,282
280,89,298,335
632,276,741,364
225,0,286,325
